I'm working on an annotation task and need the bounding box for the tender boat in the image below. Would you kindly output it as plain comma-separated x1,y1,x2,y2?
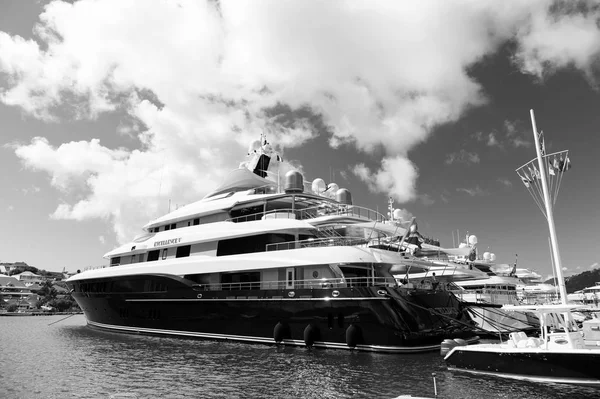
66,136,478,353
444,304,600,385
444,109,600,384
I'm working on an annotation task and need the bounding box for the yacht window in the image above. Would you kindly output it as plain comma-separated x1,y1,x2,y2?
110,256,121,266
193,218,200,225
165,224,171,231
221,271,261,290
217,233,294,256
176,245,191,258
138,253,145,263
162,248,168,260
171,223,176,230
147,250,160,262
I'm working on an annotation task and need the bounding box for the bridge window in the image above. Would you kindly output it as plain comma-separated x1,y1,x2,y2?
176,245,191,258
147,250,160,262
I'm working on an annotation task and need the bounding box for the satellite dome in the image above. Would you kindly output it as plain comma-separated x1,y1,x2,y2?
336,188,352,205
468,235,478,245
490,253,496,262
483,252,491,261
284,171,304,193
312,178,326,194
326,183,339,194
393,209,403,220
248,140,261,154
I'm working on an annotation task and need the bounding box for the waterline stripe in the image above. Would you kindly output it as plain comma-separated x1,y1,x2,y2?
447,367,600,385
86,320,475,353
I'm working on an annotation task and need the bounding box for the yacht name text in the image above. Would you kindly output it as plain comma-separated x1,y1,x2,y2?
154,238,183,247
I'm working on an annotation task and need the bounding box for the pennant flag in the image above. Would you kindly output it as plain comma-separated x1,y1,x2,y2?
519,172,533,188
548,157,556,176
539,131,546,156
559,157,571,172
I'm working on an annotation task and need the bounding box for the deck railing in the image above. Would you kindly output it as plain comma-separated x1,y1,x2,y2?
194,276,397,291
227,204,386,224
265,236,369,251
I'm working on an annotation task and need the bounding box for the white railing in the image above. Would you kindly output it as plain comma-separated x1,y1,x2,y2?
194,276,397,291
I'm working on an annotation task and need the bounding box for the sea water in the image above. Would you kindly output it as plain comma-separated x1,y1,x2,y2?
0,315,596,398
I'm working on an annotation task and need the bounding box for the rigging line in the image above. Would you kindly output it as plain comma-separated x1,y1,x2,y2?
467,306,536,332
47,313,76,326
527,180,547,218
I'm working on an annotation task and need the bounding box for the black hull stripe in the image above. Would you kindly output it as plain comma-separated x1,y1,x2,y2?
447,367,600,386
87,320,477,353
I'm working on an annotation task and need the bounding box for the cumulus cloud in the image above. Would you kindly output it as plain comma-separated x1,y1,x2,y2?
1,0,600,243
99,235,105,245
456,186,489,197
353,157,418,203
590,262,599,269
445,149,480,165
473,119,532,149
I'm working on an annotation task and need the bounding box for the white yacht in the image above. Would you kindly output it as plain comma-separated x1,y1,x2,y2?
66,137,478,353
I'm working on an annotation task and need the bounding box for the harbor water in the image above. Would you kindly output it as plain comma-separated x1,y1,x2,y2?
1,315,597,398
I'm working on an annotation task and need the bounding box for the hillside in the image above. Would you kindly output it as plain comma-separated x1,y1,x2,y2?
544,269,600,293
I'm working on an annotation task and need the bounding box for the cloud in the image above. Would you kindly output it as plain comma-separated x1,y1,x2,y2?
473,119,532,149
445,149,480,165
590,262,599,269
99,235,105,244
353,157,418,203
497,178,513,187
6,205,14,212
21,186,41,195
418,194,435,206
456,186,489,197
2,1,600,243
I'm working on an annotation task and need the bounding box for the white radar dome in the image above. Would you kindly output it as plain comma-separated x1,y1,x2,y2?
490,253,496,262
326,183,339,193
393,209,403,220
248,140,261,154
468,235,478,245
312,178,326,194
483,252,491,261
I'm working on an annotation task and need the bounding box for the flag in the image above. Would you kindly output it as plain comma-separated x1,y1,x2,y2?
519,172,532,188
548,157,556,176
539,131,546,156
559,157,571,172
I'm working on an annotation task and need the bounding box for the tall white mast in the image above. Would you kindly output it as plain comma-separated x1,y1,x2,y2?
529,109,568,304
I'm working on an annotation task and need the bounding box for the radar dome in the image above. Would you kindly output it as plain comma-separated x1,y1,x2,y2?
483,252,491,261
284,170,304,193
336,188,352,205
468,235,478,245
326,183,339,194
312,178,326,194
393,209,403,220
490,253,496,262
248,140,261,154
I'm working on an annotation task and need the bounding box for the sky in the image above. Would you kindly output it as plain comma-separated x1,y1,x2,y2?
1,0,599,279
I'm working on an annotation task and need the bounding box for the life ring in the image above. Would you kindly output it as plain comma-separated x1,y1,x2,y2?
273,322,291,343
303,324,320,347
345,324,363,348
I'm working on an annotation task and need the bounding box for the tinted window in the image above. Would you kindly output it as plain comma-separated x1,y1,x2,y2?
176,245,191,258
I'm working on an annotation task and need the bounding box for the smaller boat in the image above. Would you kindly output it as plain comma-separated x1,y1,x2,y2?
443,304,600,385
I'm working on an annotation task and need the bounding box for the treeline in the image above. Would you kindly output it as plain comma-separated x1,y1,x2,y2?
544,269,600,293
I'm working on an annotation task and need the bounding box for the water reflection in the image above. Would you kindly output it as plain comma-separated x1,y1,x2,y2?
1,315,597,398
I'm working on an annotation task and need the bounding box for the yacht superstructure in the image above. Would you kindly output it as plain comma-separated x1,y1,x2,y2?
67,137,477,353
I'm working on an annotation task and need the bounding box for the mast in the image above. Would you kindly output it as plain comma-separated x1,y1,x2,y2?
529,109,568,304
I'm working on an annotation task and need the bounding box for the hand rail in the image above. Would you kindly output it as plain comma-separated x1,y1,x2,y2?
194,276,398,291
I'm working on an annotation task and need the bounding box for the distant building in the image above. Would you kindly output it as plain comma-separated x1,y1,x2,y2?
13,271,45,286
0,276,37,310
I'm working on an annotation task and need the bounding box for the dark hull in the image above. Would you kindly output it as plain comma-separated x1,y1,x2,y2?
68,274,478,353
445,348,600,385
